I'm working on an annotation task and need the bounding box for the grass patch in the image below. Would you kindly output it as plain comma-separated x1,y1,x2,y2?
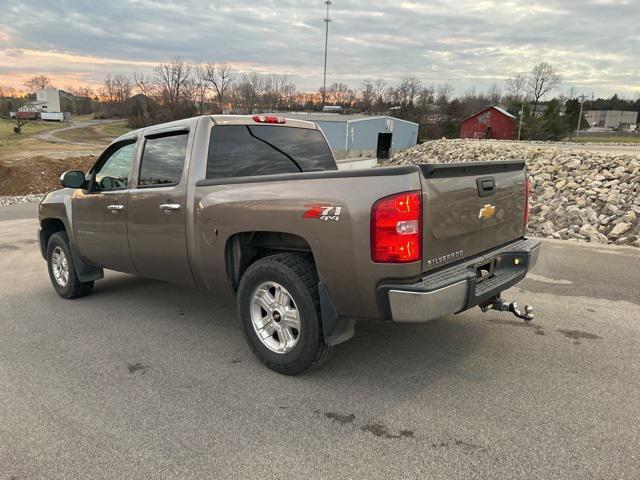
101,122,132,137
0,118,59,140
570,135,640,143
52,121,132,144
0,118,61,154
53,126,104,143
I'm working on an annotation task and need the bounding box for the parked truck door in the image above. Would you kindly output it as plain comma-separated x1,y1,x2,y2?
126,130,194,286
72,140,137,273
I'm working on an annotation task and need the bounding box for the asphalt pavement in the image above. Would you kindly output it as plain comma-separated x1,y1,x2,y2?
1,203,639,479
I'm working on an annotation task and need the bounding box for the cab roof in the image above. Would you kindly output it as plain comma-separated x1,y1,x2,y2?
112,114,318,144
209,114,318,129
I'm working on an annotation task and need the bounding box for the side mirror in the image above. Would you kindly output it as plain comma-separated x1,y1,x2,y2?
60,170,87,189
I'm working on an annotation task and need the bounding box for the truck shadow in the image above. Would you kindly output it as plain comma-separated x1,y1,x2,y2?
90,273,485,394
313,318,484,384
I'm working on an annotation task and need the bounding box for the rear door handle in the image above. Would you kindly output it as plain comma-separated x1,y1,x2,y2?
159,203,181,212
106,204,125,212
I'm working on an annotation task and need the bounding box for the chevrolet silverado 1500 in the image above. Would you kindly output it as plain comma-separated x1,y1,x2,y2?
39,114,540,374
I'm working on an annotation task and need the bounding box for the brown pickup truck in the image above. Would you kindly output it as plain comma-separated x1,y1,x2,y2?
39,114,540,374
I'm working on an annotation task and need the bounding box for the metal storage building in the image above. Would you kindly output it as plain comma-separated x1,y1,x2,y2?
585,110,638,130
280,113,418,160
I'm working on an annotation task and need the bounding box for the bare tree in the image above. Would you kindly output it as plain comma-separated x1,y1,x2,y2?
101,75,115,102
100,74,132,106
416,86,435,112
436,83,453,109
281,82,297,110
111,74,133,102
130,72,158,126
24,75,53,93
386,84,401,107
154,57,193,112
398,75,421,108
192,63,212,114
372,79,387,113
232,72,265,112
133,72,156,99
0,85,16,98
204,63,235,112
263,73,292,110
527,62,560,116
359,80,374,112
505,73,528,103
327,82,353,106
66,86,95,114
487,83,502,105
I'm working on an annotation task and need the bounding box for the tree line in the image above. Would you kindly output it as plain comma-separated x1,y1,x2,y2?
2,59,639,140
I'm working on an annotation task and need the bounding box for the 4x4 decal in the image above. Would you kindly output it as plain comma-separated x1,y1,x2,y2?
303,204,342,222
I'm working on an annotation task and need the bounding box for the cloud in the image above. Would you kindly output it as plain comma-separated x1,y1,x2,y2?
0,0,638,96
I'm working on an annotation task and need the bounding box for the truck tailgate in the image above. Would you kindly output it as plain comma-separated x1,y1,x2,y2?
419,161,527,271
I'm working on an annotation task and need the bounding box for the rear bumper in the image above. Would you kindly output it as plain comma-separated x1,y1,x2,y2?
378,237,541,322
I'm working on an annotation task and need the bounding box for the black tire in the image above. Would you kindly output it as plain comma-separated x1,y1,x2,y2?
46,231,94,299
237,253,334,375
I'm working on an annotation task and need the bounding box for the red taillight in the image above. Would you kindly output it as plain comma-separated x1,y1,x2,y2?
525,176,531,226
252,115,286,124
371,191,422,263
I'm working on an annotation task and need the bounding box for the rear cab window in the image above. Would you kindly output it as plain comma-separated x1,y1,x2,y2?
206,125,336,179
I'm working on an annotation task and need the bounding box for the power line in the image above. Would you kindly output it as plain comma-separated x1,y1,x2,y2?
322,0,332,107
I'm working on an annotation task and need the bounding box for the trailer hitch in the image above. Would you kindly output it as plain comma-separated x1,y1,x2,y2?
480,294,534,322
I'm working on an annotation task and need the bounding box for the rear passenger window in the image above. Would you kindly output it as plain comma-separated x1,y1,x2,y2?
206,125,336,179
139,132,188,187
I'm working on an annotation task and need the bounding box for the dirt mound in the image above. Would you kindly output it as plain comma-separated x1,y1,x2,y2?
0,155,96,196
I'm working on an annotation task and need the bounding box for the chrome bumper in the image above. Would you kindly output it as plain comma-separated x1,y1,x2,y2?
380,238,541,323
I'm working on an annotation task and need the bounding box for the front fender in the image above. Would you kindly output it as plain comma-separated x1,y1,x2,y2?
38,188,76,244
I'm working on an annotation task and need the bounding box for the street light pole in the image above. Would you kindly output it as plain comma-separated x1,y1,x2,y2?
322,0,332,108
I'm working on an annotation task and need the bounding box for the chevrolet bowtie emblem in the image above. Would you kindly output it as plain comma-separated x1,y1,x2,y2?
478,204,496,219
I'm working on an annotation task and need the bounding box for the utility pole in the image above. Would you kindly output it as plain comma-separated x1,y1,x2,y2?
517,103,524,141
576,94,587,137
322,0,332,107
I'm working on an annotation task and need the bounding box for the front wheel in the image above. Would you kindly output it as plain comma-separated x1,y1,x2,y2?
46,231,94,299
237,253,333,375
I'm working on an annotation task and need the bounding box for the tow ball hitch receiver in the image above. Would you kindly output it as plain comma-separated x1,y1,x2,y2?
480,295,534,322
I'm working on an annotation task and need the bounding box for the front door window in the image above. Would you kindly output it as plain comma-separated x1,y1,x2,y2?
93,142,136,191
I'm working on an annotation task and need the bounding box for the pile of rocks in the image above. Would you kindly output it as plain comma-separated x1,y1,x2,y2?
387,139,640,247
0,194,46,207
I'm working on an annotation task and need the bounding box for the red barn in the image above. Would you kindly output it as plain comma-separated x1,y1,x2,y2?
459,106,517,140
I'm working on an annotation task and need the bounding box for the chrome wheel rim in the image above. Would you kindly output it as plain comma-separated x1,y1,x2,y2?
51,246,69,287
250,281,301,354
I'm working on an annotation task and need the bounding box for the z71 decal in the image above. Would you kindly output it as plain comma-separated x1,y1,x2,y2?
303,204,343,222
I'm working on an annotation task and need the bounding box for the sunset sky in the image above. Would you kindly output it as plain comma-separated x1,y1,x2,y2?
1,0,638,97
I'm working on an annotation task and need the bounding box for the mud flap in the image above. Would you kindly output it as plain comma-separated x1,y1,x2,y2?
68,241,104,283
319,282,355,346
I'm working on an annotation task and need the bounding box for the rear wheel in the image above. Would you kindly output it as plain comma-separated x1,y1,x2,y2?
237,253,333,375
46,231,94,299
